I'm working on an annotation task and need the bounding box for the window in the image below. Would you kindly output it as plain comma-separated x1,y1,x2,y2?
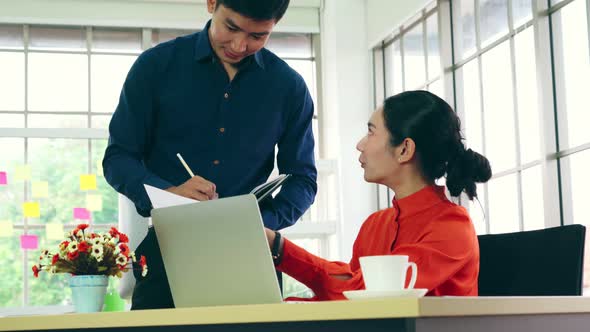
0,25,324,307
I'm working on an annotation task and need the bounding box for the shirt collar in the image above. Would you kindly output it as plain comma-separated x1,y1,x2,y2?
392,185,448,220
194,20,265,69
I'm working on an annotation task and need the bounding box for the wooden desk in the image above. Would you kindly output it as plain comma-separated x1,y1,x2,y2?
1,297,590,332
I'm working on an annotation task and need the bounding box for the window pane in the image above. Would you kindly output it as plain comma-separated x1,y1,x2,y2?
28,53,88,112
91,115,112,129
514,27,541,163
29,26,86,51
461,59,483,154
152,29,195,46
488,173,520,233
0,25,24,49
427,79,444,100
479,0,509,47
482,41,516,172
454,0,476,60
403,23,426,90
468,183,487,234
384,40,403,96
266,33,312,58
27,139,87,225
0,114,24,127
0,234,23,306
0,52,25,111
0,138,25,223
92,28,142,53
373,49,385,104
27,114,88,128
91,139,118,225
285,60,316,107
426,14,441,79
91,55,136,113
27,229,72,306
553,0,590,149
521,165,544,230
512,0,533,28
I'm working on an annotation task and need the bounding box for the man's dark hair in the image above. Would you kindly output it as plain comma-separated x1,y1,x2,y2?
216,0,290,22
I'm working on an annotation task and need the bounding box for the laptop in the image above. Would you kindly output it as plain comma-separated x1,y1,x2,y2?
151,194,283,308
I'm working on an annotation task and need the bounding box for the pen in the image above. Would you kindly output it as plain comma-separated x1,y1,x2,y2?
176,153,195,177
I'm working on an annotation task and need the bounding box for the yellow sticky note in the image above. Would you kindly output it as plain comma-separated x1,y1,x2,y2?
32,181,49,198
80,174,97,191
15,165,32,181
23,202,40,218
46,223,64,240
97,163,104,177
86,194,103,211
0,221,14,237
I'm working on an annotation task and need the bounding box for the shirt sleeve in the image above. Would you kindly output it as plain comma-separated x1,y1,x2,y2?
260,75,318,230
102,50,173,217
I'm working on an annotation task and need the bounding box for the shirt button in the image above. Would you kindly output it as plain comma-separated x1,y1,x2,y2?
219,127,225,133
224,93,229,99
213,160,220,165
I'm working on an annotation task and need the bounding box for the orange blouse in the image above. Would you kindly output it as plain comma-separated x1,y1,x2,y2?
277,185,479,300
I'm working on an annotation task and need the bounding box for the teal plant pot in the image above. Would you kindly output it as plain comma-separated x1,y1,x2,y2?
70,275,108,313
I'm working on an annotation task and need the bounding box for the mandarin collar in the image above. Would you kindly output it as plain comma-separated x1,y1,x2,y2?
391,185,448,220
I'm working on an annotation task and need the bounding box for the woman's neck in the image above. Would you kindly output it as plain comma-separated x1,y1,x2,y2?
387,172,432,200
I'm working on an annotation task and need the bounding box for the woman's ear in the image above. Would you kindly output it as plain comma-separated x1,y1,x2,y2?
398,138,417,163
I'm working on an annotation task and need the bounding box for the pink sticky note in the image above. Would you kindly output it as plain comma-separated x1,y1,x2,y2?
0,172,6,185
20,234,38,250
73,207,91,220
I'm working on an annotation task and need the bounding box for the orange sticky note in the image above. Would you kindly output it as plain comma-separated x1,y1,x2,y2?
46,223,64,240
15,165,32,181
0,221,13,237
80,174,97,191
86,194,103,211
32,181,49,198
23,202,40,218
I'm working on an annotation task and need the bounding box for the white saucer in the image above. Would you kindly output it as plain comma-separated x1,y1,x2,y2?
343,288,428,300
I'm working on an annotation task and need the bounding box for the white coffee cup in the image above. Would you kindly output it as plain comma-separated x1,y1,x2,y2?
359,255,418,291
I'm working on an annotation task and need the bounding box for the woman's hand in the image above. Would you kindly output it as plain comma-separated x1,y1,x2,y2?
264,228,276,249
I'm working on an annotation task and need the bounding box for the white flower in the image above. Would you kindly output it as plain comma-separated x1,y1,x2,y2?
90,237,103,246
109,237,119,245
141,266,148,277
115,254,127,266
91,245,104,262
113,247,121,256
50,266,57,273
67,241,78,253
130,252,136,262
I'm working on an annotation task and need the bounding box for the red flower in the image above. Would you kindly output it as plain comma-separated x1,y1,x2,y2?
32,265,40,278
51,254,59,265
67,251,79,261
118,233,129,243
139,255,147,268
78,241,90,253
77,224,89,231
109,227,120,237
118,243,130,257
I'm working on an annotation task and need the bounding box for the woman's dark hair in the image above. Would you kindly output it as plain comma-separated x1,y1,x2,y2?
216,0,290,22
383,90,492,200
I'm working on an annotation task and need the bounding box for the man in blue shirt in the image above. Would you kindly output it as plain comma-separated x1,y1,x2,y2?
103,0,317,309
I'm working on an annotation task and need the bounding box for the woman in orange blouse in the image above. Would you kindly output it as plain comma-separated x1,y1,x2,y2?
265,90,492,300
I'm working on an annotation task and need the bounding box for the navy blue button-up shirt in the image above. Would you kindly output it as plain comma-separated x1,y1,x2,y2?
103,22,317,230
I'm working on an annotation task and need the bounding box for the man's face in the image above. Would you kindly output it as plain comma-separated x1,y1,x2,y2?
207,0,276,66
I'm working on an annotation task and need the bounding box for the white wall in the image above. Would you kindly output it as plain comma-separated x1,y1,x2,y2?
366,0,432,48
320,0,375,262
0,0,320,33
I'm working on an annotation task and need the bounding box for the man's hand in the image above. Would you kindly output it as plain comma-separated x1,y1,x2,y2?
166,175,218,201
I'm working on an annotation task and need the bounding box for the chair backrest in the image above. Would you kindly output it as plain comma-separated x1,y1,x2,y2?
478,224,586,296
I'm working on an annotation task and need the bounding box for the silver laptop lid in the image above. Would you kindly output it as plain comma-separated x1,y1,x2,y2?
151,194,282,308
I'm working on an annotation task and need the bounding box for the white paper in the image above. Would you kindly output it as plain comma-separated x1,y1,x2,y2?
144,184,198,209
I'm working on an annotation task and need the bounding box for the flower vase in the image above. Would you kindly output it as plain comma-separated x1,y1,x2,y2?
69,275,108,313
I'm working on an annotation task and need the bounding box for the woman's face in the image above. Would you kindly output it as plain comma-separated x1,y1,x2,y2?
356,107,400,186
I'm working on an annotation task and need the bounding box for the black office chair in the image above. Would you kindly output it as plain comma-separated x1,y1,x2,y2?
478,224,586,296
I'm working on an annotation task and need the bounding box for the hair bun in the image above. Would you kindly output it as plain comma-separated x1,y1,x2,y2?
463,148,492,183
